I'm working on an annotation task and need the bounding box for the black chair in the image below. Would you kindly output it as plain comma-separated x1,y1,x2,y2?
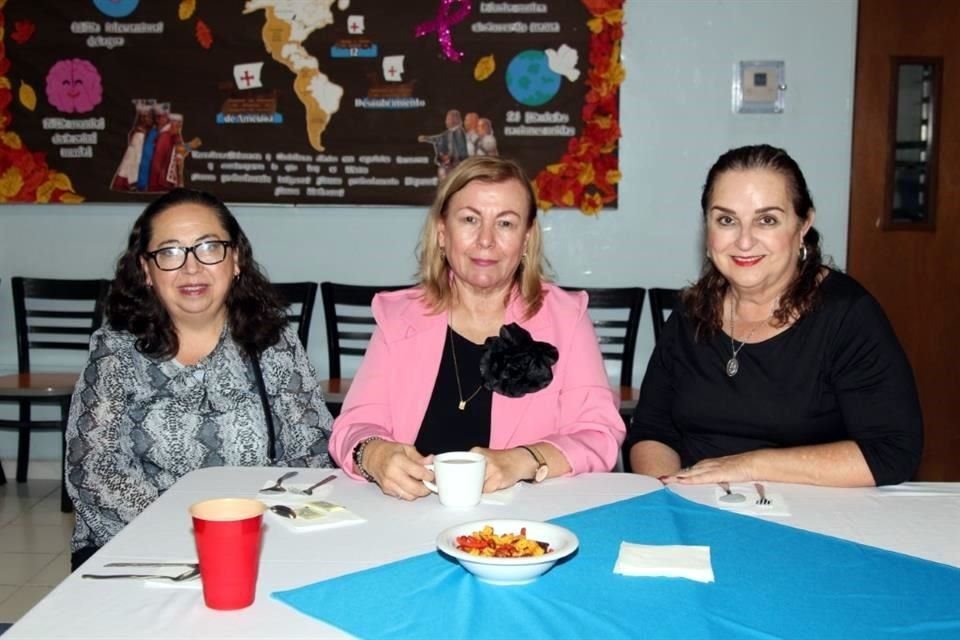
648,288,681,343
562,286,646,471
0,277,110,508
319,282,409,415
272,281,319,348
563,286,646,388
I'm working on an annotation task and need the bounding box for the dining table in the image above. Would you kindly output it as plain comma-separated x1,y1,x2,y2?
4,468,959,639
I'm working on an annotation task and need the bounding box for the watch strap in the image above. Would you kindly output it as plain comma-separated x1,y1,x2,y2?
519,445,548,482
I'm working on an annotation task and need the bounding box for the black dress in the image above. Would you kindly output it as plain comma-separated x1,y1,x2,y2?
626,270,923,485
415,329,492,455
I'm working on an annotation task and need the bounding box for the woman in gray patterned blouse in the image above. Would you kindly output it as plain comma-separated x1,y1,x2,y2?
66,188,333,570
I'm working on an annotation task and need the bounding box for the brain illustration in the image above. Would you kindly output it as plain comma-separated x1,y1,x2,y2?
45,58,103,113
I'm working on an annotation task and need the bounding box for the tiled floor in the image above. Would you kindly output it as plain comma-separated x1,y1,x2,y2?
0,479,72,625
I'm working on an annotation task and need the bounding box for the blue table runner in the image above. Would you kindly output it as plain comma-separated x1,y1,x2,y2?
273,489,960,639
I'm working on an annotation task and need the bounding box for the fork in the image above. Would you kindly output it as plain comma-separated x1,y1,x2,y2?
82,567,200,581
291,474,337,496
754,482,771,506
259,470,298,493
104,561,198,568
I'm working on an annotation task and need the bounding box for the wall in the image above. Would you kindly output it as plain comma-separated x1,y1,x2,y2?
0,0,858,468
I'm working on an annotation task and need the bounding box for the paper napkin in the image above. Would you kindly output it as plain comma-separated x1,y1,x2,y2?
480,483,521,505
144,572,201,590
263,500,366,533
613,542,714,583
713,484,790,516
258,481,335,500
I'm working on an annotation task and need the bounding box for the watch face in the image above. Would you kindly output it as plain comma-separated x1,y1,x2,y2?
534,464,549,483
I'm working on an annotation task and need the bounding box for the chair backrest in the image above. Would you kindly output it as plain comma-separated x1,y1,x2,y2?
12,277,111,373
272,281,319,348
320,282,409,379
648,288,681,343
562,286,646,388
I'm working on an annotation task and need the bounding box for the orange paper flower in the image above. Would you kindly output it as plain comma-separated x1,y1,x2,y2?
534,0,624,215
0,8,83,202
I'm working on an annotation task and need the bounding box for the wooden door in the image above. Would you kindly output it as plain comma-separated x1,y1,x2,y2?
848,0,960,480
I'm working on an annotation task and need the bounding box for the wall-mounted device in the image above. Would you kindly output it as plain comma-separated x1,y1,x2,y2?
733,60,786,114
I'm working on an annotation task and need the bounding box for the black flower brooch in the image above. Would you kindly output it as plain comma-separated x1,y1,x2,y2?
479,323,559,398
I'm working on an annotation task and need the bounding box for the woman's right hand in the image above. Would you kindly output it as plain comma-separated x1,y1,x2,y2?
362,439,434,501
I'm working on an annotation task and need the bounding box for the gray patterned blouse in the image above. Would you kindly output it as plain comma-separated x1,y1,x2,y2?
65,324,333,552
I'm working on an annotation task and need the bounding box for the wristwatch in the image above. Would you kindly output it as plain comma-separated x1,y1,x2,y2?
520,445,549,483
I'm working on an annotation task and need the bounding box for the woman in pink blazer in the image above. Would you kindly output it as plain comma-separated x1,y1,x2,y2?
330,157,624,500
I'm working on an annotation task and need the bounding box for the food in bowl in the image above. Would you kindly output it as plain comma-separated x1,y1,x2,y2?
438,519,579,585
456,525,550,557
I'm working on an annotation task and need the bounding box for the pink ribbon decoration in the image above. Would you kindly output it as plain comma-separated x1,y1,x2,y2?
414,0,472,62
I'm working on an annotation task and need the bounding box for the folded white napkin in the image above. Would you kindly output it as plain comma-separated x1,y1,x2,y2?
144,569,201,590
263,500,366,533
480,483,521,505
713,484,790,516
258,481,335,500
613,542,714,583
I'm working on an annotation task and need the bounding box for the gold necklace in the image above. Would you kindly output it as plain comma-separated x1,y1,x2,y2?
726,298,776,377
449,321,484,410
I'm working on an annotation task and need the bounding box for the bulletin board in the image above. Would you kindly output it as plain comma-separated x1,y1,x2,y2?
0,0,623,213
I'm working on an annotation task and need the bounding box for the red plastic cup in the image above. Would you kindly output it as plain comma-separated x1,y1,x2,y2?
189,498,266,610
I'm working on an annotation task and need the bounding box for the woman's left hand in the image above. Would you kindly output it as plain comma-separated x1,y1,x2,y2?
470,446,537,493
659,452,757,485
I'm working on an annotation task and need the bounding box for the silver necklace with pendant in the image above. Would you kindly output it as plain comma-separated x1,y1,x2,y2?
726,298,775,377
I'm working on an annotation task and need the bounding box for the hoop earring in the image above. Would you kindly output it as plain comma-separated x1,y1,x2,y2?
799,244,808,262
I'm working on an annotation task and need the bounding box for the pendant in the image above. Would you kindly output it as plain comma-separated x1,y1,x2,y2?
725,357,739,377
458,400,466,410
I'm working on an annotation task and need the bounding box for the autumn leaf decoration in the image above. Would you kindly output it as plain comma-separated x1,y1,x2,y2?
178,1,212,50
533,0,624,215
18,80,36,111
10,20,36,45
0,8,83,202
178,0,197,21
195,19,213,49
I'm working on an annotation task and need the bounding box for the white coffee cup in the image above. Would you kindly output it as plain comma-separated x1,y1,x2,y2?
422,451,486,508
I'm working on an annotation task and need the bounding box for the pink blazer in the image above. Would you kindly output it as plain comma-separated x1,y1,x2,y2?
330,284,625,479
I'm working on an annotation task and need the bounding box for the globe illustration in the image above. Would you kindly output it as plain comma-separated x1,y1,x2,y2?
505,50,561,107
93,0,140,18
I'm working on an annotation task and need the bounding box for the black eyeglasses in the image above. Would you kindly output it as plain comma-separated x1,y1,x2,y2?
144,240,234,271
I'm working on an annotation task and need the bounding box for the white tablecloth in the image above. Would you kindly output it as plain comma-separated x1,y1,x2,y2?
6,468,959,639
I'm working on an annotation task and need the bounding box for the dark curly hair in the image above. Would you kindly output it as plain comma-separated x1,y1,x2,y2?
107,188,287,358
684,144,824,338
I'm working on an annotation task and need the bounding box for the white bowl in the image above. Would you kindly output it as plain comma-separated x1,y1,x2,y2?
436,519,579,585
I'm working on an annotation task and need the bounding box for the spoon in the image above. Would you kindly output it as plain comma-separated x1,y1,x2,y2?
259,470,298,493
292,474,337,496
718,482,746,504
269,504,298,519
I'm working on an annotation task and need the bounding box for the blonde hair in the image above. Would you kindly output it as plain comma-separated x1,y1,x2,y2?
416,156,548,319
